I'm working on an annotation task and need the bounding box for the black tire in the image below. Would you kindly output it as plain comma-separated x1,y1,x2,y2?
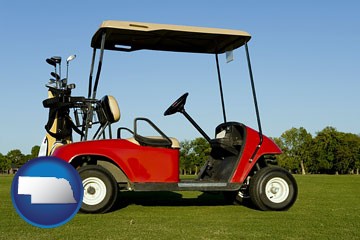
249,166,297,211
78,165,118,214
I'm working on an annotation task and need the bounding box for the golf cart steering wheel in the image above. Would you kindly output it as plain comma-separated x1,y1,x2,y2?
164,92,189,116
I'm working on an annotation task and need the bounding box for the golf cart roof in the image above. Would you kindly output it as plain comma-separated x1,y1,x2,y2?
91,20,251,54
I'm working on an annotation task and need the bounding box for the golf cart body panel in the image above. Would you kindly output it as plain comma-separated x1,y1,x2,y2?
230,126,281,183
52,139,180,183
52,122,280,186
91,20,251,53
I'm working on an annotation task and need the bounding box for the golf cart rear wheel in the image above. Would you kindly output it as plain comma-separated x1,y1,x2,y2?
249,166,297,211
78,165,118,214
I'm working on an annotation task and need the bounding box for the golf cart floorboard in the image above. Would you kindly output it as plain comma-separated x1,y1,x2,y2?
131,181,242,192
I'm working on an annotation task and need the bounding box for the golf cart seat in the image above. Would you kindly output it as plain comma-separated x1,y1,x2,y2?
93,95,120,139
117,118,180,149
126,136,180,149
99,95,120,124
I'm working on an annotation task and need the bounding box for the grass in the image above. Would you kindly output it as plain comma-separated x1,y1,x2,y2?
1,174,360,240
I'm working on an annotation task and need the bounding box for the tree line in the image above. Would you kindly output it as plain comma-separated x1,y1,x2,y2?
1,126,359,175
0,146,40,173
273,127,360,175
180,126,360,175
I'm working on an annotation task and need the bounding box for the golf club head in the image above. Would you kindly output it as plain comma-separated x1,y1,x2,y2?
51,56,62,64
61,78,67,88
51,72,60,80
46,58,57,67
49,78,56,83
67,83,76,90
66,55,76,63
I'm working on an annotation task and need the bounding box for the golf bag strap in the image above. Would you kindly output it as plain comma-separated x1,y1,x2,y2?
45,109,84,140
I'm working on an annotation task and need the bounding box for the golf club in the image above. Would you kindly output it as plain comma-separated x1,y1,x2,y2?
46,58,56,67
66,54,76,81
51,72,60,80
51,56,62,79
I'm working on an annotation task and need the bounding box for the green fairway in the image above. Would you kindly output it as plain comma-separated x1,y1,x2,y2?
1,174,359,240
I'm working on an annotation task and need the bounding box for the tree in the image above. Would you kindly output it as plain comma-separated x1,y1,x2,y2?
191,138,211,174
353,134,360,174
6,149,26,168
338,133,360,174
179,138,211,175
310,127,348,174
31,145,40,158
180,140,193,175
274,127,312,174
0,153,11,173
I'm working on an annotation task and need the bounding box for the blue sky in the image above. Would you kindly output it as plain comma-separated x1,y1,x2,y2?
0,1,359,154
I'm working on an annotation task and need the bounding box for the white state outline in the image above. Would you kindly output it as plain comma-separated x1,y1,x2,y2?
18,176,77,204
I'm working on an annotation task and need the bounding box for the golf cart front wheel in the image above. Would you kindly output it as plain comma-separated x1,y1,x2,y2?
249,166,297,211
78,165,118,214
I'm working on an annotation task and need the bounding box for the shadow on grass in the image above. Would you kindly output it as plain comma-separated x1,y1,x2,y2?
112,191,231,211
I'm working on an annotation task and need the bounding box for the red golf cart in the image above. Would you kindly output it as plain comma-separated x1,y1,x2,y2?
41,21,297,213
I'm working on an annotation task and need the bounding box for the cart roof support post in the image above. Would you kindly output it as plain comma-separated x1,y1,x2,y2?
245,42,263,162
215,54,227,123
245,42,262,140
83,32,106,141
88,48,97,99
92,31,107,100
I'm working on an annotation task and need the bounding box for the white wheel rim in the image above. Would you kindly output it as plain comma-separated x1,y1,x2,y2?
83,177,107,206
265,177,289,203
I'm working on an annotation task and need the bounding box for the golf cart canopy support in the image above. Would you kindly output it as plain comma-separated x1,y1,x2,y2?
87,20,262,145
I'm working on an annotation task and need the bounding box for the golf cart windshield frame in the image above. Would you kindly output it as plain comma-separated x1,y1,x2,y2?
86,21,263,150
